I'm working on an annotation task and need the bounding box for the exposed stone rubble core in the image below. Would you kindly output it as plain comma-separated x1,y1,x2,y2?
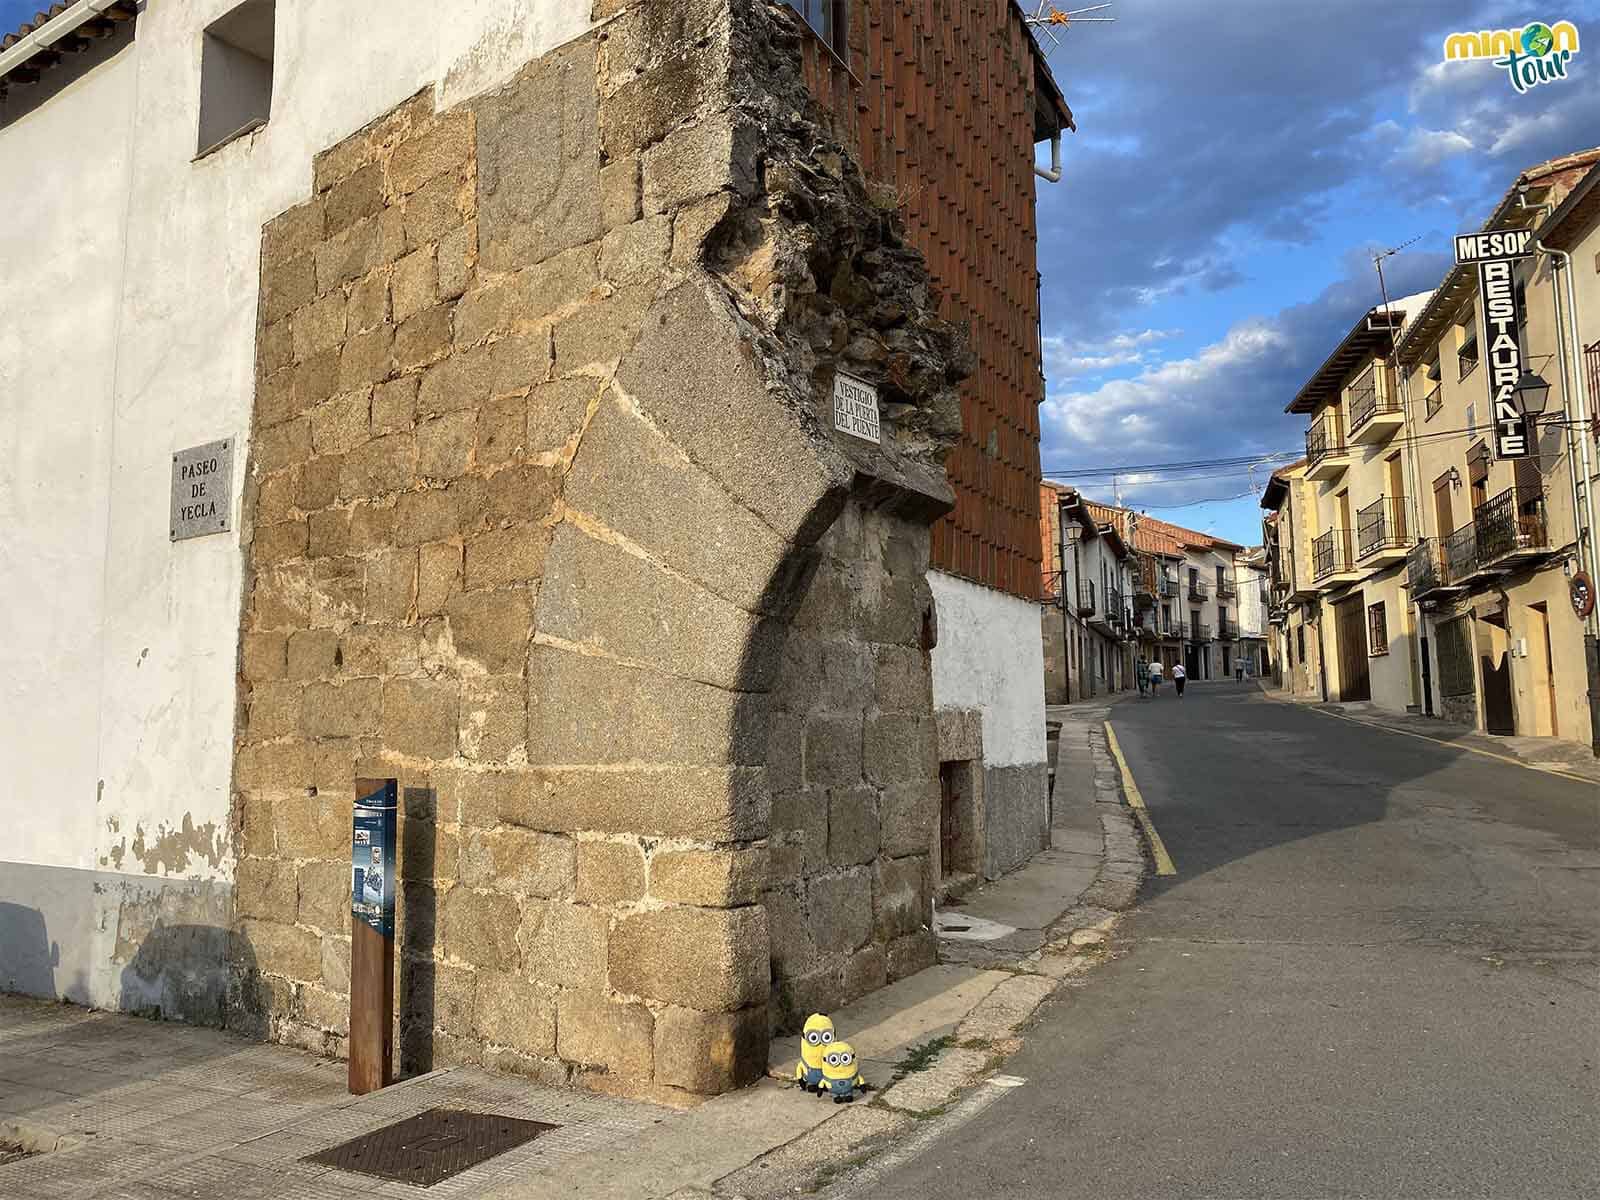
231,0,969,1100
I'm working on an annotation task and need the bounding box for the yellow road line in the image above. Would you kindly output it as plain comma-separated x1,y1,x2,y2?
1104,721,1177,876
1259,689,1598,787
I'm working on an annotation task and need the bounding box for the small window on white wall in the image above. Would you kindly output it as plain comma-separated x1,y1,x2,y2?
197,0,276,157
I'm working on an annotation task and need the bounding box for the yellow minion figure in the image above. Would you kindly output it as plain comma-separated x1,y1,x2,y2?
794,1013,836,1092
820,1042,865,1103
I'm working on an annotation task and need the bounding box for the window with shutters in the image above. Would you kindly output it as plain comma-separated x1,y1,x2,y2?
1367,602,1389,656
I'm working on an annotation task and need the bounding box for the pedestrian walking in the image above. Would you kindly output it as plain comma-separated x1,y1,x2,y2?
1136,656,1150,698
1173,662,1187,698
1148,658,1163,696
1235,659,1245,682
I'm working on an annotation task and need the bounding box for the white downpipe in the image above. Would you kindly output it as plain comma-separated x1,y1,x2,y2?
1541,241,1600,635
0,1,124,81
1034,131,1062,183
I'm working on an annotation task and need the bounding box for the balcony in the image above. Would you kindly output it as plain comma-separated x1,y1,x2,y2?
1473,488,1550,569
1104,588,1126,634
1306,413,1353,480
1311,529,1364,588
1187,577,1210,602
1406,537,1468,603
1347,368,1403,444
1077,580,1096,617
1356,496,1410,566
1170,619,1189,641
1191,622,1213,643
1218,615,1238,640
1216,575,1237,600
1157,576,1179,598
1442,523,1482,586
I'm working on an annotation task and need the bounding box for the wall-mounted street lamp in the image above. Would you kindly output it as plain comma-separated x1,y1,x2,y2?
1514,369,1552,418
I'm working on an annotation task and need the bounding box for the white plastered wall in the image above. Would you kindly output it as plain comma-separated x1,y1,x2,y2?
0,0,591,1007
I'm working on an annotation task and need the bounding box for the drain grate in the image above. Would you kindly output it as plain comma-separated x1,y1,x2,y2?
304,1107,557,1187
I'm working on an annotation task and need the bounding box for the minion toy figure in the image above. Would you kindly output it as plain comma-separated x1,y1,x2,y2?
821,1042,865,1103
794,1013,835,1092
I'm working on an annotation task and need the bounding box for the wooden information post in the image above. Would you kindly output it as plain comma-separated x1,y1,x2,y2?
350,778,397,1094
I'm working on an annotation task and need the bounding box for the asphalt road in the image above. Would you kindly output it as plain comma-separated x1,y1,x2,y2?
855,681,1600,1199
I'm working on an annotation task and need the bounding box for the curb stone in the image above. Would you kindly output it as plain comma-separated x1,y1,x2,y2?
711,714,1154,1196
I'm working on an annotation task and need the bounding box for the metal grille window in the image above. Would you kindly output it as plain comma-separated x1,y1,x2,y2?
1367,602,1389,656
785,0,848,54
1436,616,1475,697
1458,319,1479,379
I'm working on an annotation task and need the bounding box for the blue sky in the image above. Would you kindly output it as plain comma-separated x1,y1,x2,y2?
1033,0,1600,545
5,2,1595,547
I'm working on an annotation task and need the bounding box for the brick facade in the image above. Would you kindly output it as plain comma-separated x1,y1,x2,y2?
798,1,1071,601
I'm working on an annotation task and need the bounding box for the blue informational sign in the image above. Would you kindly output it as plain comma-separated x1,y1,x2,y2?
352,780,397,938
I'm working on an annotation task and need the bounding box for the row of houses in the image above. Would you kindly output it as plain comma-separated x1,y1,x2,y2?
1265,148,1600,753
1039,486,1271,702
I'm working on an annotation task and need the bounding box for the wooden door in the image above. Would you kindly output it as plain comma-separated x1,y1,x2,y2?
1387,454,1407,539
1336,491,1353,562
1433,472,1454,537
1477,614,1515,735
1531,604,1558,738
939,763,960,878
1334,595,1372,702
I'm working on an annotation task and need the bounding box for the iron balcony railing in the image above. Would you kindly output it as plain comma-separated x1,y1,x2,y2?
1357,496,1409,559
1077,579,1097,616
1406,538,1447,595
1106,587,1125,626
1158,576,1179,598
1192,622,1213,642
1216,574,1237,599
1442,523,1479,582
1218,615,1238,640
1424,382,1443,420
1188,576,1210,601
1348,367,1401,437
1312,529,1355,582
1042,569,1066,607
1474,488,1548,564
1306,413,1345,469
1170,619,1189,641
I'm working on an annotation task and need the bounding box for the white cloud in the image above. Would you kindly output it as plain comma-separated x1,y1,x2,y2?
1043,320,1288,456
1395,127,1474,168
1042,328,1182,378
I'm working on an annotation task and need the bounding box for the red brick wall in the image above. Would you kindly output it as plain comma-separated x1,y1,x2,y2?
799,0,1050,602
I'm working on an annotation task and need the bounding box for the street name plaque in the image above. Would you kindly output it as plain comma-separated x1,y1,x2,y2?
169,438,234,541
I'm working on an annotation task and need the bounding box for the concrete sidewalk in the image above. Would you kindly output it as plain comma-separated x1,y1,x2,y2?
0,704,1148,1200
1260,684,1600,784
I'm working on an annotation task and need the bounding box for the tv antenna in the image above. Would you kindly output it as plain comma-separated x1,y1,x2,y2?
1025,3,1117,51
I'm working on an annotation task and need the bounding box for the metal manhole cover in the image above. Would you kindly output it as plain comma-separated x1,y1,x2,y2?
304,1107,557,1187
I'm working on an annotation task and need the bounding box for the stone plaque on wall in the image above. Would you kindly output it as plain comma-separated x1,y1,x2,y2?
832,371,881,444
170,438,234,541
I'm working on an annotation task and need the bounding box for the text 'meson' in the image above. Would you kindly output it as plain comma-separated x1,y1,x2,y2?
833,371,882,445
1453,227,1534,265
